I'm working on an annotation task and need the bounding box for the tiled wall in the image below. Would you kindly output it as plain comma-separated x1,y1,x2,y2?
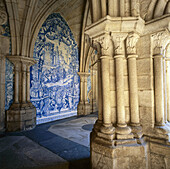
3,22,13,110
30,13,80,124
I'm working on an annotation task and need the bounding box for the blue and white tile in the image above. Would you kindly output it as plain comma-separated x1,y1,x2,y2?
30,13,80,124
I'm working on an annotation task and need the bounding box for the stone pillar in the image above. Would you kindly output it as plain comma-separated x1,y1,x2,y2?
97,34,115,136
151,30,170,140
91,67,97,112
91,0,101,23
111,33,133,140
93,58,103,132
126,33,142,138
108,0,119,17
85,17,148,169
166,60,170,122
77,72,91,115
154,55,165,126
100,0,107,18
6,56,36,131
0,35,10,131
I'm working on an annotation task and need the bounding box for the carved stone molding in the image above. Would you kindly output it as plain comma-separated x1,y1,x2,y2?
151,29,170,56
111,33,128,55
126,33,140,55
0,0,7,25
77,72,90,82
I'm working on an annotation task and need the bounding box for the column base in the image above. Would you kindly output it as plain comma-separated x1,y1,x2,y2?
116,126,134,140
93,120,102,133
77,102,91,115
131,125,143,138
6,102,36,131
91,133,148,169
154,124,170,141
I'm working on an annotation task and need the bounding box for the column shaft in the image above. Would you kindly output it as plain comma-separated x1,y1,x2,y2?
91,0,101,23
92,70,96,100
14,64,19,103
26,66,31,102
167,61,170,122
154,56,165,126
128,57,140,125
100,0,107,18
98,60,103,121
120,0,125,16
115,57,126,126
84,78,88,103
101,56,111,125
22,64,26,103
108,0,119,16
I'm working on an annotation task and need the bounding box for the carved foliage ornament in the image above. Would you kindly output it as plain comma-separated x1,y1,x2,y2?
111,33,128,55
0,0,7,35
95,34,113,56
126,33,139,54
0,0,7,25
151,30,170,56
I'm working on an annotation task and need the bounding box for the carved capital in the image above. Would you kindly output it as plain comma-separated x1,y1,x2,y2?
111,33,128,55
94,34,113,57
126,33,140,55
7,56,36,72
0,0,7,25
77,72,90,82
151,29,170,56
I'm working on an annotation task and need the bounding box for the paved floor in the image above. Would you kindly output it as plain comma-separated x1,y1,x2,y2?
0,113,97,169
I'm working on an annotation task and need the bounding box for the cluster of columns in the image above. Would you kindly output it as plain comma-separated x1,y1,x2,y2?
6,56,36,131
151,30,170,139
92,32,142,142
77,72,91,115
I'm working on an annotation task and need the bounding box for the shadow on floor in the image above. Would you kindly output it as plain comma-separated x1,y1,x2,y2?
0,113,97,169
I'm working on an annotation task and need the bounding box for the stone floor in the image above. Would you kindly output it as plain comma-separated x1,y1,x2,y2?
0,113,97,169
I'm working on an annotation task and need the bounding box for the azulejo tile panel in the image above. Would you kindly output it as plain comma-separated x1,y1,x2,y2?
30,13,80,124
3,21,13,110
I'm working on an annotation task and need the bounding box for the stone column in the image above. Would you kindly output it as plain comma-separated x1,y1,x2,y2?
100,0,107,18
166,60,170,122
91,67,97,112
93,58,103,132
91,0,101,23
77,72,91,115
108,0,119,17
6,56,36,131
126,33,142,138
111,33,133,139
151,30,170,140
97,34,115,136
84,74,89,104
154,55,165,126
